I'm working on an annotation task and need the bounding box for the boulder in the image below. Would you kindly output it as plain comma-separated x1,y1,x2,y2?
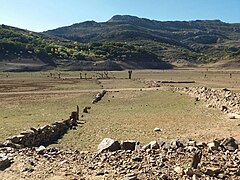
98,138,121,152
220,137,238,151
121,140,140,151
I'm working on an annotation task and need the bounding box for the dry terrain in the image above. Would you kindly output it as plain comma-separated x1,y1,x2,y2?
0,70,240,149
1,69,240,179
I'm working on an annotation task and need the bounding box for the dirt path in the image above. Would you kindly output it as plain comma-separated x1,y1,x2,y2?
0,87,161,95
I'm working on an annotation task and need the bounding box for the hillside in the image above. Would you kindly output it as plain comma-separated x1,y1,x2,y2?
0,24,171,71
1,15,240,71
46,15,240,65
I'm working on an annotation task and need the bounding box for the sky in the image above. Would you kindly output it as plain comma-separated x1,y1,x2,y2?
1,0,240,32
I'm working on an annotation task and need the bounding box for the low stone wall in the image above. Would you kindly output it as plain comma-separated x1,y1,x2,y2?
173,86,240,113
92,90,107,104
2,119,77,148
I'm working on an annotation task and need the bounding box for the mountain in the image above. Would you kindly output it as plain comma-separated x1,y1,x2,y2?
1,15,240,71
46,15,240,65
0,24,171,71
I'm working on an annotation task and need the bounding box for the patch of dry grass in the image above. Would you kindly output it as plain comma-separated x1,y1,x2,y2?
56,89,239,151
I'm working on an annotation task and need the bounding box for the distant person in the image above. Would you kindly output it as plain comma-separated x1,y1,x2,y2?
85,73,87,79
230,73,232,78
80,72,82,79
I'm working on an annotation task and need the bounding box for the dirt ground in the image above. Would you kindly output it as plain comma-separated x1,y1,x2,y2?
1,69,240,179
0,70,240,148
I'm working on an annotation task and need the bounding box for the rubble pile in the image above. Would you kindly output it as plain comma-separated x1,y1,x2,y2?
1,137,239,179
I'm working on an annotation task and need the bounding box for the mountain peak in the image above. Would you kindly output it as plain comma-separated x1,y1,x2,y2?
108,15,143,23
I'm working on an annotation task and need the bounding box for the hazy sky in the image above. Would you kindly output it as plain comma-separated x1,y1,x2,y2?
1,0,240,32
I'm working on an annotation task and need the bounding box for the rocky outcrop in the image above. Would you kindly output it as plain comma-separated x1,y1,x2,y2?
174,86,240,114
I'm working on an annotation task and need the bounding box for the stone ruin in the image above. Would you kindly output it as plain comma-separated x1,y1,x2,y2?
173,86,240,115
0,107,79,149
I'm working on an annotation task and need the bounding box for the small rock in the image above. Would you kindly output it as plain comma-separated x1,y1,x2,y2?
149,141,159,149
170,139,184,149
196,142,206,148
188,140,196,146
132,156,142,162
35,145,46,155
205,167,222,176
96,171,105,176
228,113,236,119
0,156,11,170
184,168,194,177
192,174,199,180
159,174,168,180
174,166,183,175
154,127,161,132
217,173,226,179
123,173,138,180
207,141,219,151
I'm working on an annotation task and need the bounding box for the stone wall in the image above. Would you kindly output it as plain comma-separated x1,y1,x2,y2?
2,119,77,148
173,86,240,113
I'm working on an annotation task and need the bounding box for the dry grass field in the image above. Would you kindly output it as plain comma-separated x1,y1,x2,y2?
0,69,240,151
